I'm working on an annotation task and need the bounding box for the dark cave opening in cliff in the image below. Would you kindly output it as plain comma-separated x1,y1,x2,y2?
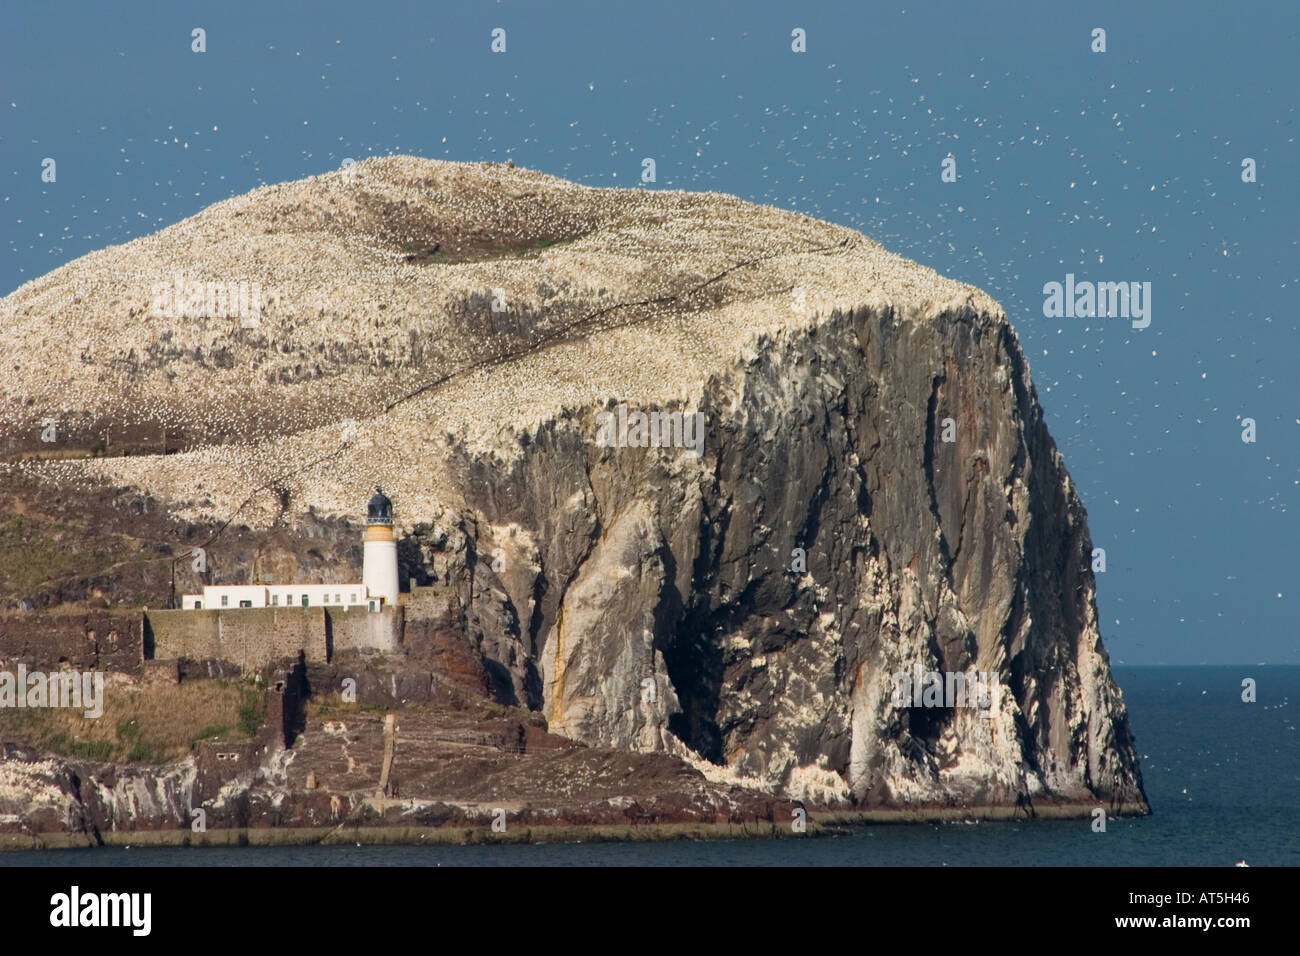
660,614,726,765
906,705,952,745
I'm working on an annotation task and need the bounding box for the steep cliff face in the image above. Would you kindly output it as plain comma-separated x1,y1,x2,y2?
428,304,1145,811
0,156,1147,817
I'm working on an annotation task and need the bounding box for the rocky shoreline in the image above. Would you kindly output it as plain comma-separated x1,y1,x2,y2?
1,802,1152,852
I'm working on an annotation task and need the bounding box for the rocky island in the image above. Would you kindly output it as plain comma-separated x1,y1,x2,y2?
0,157,1147,848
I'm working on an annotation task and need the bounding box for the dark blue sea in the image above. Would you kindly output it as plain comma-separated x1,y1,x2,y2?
3,666,1295,867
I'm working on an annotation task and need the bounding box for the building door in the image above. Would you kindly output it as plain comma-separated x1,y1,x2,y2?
301,595,309,607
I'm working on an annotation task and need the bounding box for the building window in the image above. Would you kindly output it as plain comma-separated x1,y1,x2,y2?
335,594,341,604
286,595,293,605
239,600,252,608
194,601,202,610
220,595,228,607
350,593,357,603
271,594,279,605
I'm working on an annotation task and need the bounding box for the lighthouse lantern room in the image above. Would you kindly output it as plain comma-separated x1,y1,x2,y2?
362,486,400,608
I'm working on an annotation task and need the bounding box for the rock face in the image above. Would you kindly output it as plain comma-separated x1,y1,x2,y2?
0,157,1147,817
432,305,1145,811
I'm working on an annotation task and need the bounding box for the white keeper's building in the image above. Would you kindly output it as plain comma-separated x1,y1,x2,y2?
181,488,401,613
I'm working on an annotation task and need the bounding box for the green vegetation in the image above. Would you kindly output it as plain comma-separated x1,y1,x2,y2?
191,724,231,744
0,678,263,764
0,516,86,596
126,740,167,763
237,685,267,737
526,236,578,257
42,733,114,762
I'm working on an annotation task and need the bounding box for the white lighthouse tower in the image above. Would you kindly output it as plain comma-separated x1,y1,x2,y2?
362,486,399,608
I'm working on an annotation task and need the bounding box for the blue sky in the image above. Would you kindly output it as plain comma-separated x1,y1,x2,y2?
2,1,1297,663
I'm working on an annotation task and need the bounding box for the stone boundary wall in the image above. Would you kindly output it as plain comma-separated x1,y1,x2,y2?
326,606,403,655
148,608,327,672
0,609,145,675
1,601,432,676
